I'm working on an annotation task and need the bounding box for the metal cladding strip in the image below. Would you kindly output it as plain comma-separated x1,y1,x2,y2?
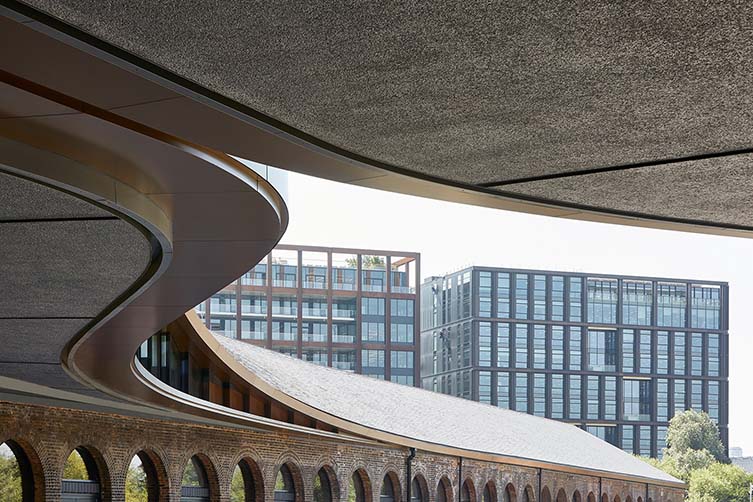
1,3,752,238
0,69,289,425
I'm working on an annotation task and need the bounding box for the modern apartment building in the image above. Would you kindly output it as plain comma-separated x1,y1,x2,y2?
196,245,421,385
421,267,729,457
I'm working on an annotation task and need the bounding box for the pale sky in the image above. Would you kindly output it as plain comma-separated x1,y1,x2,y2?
279,170,753,454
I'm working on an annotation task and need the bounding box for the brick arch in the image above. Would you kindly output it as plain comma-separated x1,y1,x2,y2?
572,490,582,502
381,469,402,502
180,452,222,502
314,463,341,502
602,493,609,502
234,456,265,502
626,496,633,502
462,478,477,502
540,486,552,502
0,437,45,502
614,495,622,502
555,488,568,502
482,480,497,502
437,475,454,502
637,497,643,502
61,445,112,502
128,448,170,502
349,467,373,502
587,492,596,502
411,473,430,502
523,485,536,502
273,459,305,502
503,483,517,502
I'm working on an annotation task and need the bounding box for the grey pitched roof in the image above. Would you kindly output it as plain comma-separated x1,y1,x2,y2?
217,336,679,485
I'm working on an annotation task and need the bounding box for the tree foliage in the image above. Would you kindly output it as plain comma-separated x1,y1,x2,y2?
0,448,23,502
63,450,90,480
230,466,245,502
688,463,753,502
666,410,727,463
125,463,148,502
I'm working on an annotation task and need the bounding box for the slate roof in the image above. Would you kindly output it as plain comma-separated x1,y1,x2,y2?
217,335,679,485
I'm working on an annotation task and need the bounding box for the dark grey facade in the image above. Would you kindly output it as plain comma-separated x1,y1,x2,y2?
196,244,421,386
421,267,729,457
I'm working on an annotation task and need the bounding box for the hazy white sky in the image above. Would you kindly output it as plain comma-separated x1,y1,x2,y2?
280,170,753,454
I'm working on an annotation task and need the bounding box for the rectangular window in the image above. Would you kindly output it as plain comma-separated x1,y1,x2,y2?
691,285,721,329
691,332,703,376
361,322,385,342
568,375,582,419
657,331,669,375
533,373,546,416
333,349,356,372
361,349,385,370
497,372,510,409
622,280,653,325
708,334,720,377
674,332,686,375
622,425,635,454
623,379,651,421
515,274,529,319
479,271,492,318
390,350,414,368
551,276,565,321
587,278,618,324
515,373,528,413
586,426,618,446
657,283,687,327
497,272,511,318
691,379,703,410
390,323,414,344
708,381,720,423
533,325,546,369
568,277,583,322
271,321,297,341
497,323,510,367
479,371,492,403
657,379,669,421
588,329,617,371
551,326,564,370
301,348,328,366
622,329,635,373
240,319,266,341
479,322,492,367
639,426,652,457
604,376,617,420
674,379,686,416
301,321,327,343
569,327,582,370
515,324,529,368
639,330,652,374
657,426,668,459
533,275,547,320
587,376,600,419
551,374,564,418
361,297,386,342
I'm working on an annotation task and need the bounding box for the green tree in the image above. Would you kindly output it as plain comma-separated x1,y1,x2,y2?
688,463,753,502
666,410,727,463
0,450,23,502
63,450,89,480
125,463,148,502
346,256,385,269
230,466,245,502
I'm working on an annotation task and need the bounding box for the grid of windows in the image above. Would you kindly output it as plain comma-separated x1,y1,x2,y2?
691,286,721,329
424,267,728,458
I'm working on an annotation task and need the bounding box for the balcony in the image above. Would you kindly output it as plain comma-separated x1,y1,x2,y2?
241,277,266,286
271,306,297,316
273,279,296,288
303,307,327,318
332,282,356,291
241,305,267,315
303,279,327,289
210,303,236,314
332,308,355,319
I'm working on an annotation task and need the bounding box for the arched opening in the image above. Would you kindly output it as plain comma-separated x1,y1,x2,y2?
127,450,168,502
0,440,43,502
380,472,400,502
601,494,609,502
62,447,107,502
461,479,476,502
411,475,428,502
182,455,215,502
540,487,552,502
572,491,582,502
614,496,621,502
314,467,336,502
556,489,568,502
348,469,371,502
626,496,633,502
274,464,298,502
637,497,643,502
483,481,496,502
523,485,535,502
231,458,263,502
504,484,517,502
437,477,453,502
587,494,596,502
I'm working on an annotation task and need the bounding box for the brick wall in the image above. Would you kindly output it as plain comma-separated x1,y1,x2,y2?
0,401,684,502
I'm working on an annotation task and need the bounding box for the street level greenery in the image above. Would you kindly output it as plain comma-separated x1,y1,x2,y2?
642,410,751,502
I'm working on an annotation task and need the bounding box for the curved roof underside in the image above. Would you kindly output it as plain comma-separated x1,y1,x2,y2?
217,335,679,485
16,0,753,231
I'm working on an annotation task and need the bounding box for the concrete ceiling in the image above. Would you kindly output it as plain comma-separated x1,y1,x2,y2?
17,0,753,230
